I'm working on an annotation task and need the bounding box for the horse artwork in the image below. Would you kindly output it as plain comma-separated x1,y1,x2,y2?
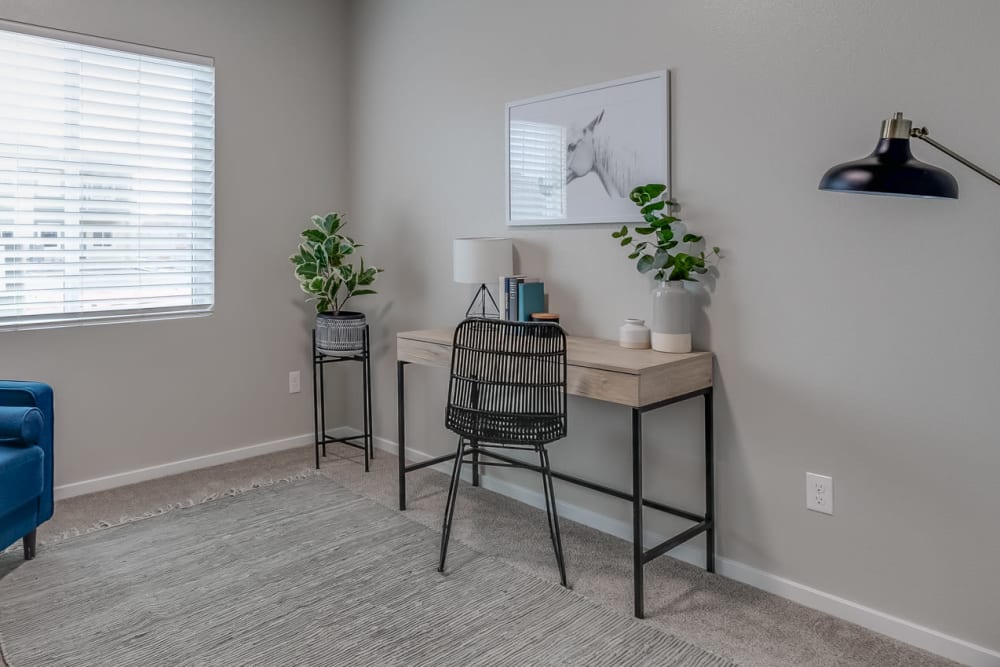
507,71,669,226
565,109,638,199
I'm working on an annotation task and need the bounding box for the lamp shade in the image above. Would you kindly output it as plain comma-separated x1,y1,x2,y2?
453,237,513,284
819,113,958,199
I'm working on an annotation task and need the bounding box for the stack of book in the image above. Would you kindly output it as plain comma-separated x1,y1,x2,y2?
498,275,545,321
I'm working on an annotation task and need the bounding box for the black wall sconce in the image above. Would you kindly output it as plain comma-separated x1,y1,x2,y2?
819,112,1000,199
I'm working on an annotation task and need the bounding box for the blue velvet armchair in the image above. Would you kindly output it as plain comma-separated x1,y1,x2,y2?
0,381,53,560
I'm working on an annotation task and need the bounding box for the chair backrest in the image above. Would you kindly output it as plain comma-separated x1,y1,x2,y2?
446,318,567,446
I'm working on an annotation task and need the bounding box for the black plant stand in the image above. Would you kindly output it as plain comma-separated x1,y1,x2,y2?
312,327,373,471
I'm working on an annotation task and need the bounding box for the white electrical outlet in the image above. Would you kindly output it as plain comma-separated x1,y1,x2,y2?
806,472,833,515
288,370,301,394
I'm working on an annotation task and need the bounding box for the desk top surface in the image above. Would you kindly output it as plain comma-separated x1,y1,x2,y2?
397,328,712,376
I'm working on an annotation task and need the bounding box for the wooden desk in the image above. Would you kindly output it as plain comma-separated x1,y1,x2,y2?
396,327,715,618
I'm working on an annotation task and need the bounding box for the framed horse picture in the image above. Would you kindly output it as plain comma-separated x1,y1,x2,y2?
506,71,670,227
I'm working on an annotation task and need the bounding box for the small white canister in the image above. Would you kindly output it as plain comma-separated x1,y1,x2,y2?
619,318,651,349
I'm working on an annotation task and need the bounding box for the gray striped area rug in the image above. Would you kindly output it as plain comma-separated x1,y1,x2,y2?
0,478,735,666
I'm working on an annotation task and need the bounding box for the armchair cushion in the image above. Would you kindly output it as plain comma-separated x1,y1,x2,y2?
0,406,43,446
0,444,44,512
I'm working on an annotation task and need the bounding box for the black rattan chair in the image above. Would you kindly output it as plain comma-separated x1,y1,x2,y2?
438,318,569,586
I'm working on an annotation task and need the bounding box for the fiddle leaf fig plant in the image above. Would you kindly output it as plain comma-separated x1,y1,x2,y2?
611,183,722,282
289,212,382,314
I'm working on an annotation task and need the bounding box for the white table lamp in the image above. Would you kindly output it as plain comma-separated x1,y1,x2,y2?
453,237,513,318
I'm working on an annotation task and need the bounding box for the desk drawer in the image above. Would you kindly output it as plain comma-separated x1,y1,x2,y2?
567,366,639,406
398,338,452,367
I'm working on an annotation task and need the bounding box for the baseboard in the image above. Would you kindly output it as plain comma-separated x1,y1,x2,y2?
54,433,314,501
338,427,999,667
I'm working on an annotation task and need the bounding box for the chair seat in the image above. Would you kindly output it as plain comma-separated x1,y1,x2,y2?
447,406,565,447
0,444,44,512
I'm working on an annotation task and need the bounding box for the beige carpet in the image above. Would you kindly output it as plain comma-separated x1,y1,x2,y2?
1,444,956,667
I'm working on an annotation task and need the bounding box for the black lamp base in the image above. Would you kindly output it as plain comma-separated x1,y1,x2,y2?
465,283,502,319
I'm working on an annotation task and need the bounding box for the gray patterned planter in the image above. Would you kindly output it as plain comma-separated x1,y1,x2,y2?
315,311,366,356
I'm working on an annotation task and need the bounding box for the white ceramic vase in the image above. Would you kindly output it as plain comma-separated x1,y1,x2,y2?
618,318,651,349
651,281,691,353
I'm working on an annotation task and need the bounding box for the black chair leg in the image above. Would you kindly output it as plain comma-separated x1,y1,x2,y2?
23,529,36,560
539,448,568,587
438,437,466,573
471,439,480,487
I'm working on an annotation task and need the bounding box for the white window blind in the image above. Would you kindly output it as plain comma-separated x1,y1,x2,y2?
508,120,566,221
0,23,215,330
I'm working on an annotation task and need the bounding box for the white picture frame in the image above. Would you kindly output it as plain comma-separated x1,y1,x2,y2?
506,71,670,227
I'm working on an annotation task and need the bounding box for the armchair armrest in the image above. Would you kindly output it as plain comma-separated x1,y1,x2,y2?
0,406,43,446
0,381,53,524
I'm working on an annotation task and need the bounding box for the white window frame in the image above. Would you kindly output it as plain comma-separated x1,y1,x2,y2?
0,19,215,331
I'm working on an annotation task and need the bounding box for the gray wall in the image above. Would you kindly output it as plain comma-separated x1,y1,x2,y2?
347,0,1000,649
0,0,349,482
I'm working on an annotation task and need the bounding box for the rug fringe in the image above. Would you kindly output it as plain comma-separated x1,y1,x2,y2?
1,469,321,553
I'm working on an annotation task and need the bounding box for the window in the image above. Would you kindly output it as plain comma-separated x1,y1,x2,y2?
508,120,566,221
0,21,215,330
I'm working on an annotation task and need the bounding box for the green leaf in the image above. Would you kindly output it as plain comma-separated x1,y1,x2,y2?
650,216,679,229
298,244,314,262
340,242,355,255
351,289,376,296
635,226,654,235
656,228,674,243
682,233,703,243
636,254,655,273
323,213,342,235
308,276,325,293
629,188,649,205
296,262,317,279
289,254,305,265
324,236,340,257
611,229,623,239
713,246,721,254
644,183,667,198
620,236,632,246
302,228,326,243
640,201,665,215
627,251,640,259
653,253,674,270
665,240,678,249
312,244,327,268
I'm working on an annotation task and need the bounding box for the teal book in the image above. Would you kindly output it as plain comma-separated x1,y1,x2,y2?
517,281,544,321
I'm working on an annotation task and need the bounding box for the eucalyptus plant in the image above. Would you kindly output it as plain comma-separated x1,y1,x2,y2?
611,184,722,282
289,213,382,314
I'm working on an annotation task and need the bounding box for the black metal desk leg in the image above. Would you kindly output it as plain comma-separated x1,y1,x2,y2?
632,407,644,618
312,333,320,470
705,388,715,573
397,361,407,510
